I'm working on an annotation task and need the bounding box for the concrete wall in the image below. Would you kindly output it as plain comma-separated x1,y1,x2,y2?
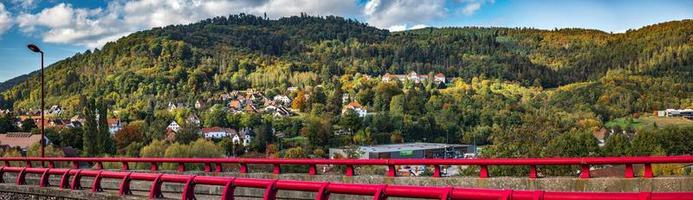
1,172,692,200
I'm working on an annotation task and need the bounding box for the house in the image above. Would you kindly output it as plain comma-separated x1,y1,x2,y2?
229,100,243,110
187,115,201,126
233,128,253,147
264,105,293,117
434,73,446,85
167,121,181,133
195,100,206,109
658,109,693,119
48,105,63,115
201,127,236,139
382,71,444,84
108,118,123,134
287,87,298,93
0,132,47,153
343,101,368,117
273,95,292,106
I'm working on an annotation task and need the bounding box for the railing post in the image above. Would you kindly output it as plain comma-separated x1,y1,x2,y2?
118,172,133,196
0,166,4,183
316,182,331,200
178,162,186,172
643,163,653,178
529,165,538,179
433,165,441,177
121,162,129,171
59,169,71,189
25,160,32,168
221,178,236,200
240,163,248,173
204,162,212,172
309,164,318,175
501,190,513,200
625,164,635,178
72,161,79,169
95,162,103,170
373,185,387,200
181,175,197,200
150,162,159,171
91,171,104,192
479,165,489,178
263,180,279,200
149,174,165,199
70,169,83,190
39,168,50,187
3,160,9,167
15,167,27,185
216,162,224,173
48,161,55,168
273,164,282,174
346,165,354,176
387,165,397,177
579,164,591,179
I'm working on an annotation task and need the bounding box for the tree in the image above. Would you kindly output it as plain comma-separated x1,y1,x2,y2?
339,109,361,131
60,128,83,149
82,98,98,156
175,123,200,145
389,94,405,115
292,91,307,111
628,128,661,156
140,140,168,158
300,116,330,148
0,113,17,133
21,118,37,132
203,104,227,127
114,123,145,151
602,134,630,156
96,99,115,155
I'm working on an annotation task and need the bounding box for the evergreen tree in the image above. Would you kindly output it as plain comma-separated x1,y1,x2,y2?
82,98,98,156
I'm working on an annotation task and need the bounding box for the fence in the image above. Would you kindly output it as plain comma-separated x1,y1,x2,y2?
1,156,693,179
0,166,692,200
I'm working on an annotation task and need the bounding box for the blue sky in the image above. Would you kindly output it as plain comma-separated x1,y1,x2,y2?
0,0,691,82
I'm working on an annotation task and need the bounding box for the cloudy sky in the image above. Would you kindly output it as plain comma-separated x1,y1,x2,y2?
0,0,691,82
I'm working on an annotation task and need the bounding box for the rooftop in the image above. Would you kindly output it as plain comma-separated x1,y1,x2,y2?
351,143,470,153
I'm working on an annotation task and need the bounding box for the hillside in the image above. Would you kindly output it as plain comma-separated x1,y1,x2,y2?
1,14,692,164
0,15,691,113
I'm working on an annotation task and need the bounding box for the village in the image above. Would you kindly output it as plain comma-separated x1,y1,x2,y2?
0,72,451,154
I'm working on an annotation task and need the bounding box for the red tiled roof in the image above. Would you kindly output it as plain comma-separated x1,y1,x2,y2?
0,132,42,149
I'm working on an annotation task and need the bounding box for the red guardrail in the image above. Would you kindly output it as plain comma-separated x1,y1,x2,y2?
1,156,692,179
0,166,691,200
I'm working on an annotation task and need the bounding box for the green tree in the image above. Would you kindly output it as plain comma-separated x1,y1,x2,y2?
20,118,37,132
602,134,630,156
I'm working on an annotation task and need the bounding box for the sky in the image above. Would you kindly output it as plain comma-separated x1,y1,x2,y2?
0,0,691,82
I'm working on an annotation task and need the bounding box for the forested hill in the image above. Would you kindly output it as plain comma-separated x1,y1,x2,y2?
0,14,691,111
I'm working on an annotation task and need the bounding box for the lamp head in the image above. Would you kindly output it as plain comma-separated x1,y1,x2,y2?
27,44,42,53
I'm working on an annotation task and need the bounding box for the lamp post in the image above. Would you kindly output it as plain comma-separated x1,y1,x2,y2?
27,44,45,158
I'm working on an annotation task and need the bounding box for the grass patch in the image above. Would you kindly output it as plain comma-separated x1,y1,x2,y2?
606,115,693,129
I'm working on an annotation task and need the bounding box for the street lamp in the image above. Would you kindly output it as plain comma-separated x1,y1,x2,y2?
27,44,45,158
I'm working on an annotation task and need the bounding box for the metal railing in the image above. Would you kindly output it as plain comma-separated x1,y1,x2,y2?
0,166,691,200
1,156,692,179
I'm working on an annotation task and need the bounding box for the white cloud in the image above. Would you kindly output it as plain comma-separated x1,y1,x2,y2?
15,0,360,48
11,0,38,10
0,3,11,36
457,0,493,16
460,2,481,16
363,0,447,31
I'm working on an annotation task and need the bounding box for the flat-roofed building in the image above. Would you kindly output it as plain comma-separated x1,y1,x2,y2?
329,142,474,159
